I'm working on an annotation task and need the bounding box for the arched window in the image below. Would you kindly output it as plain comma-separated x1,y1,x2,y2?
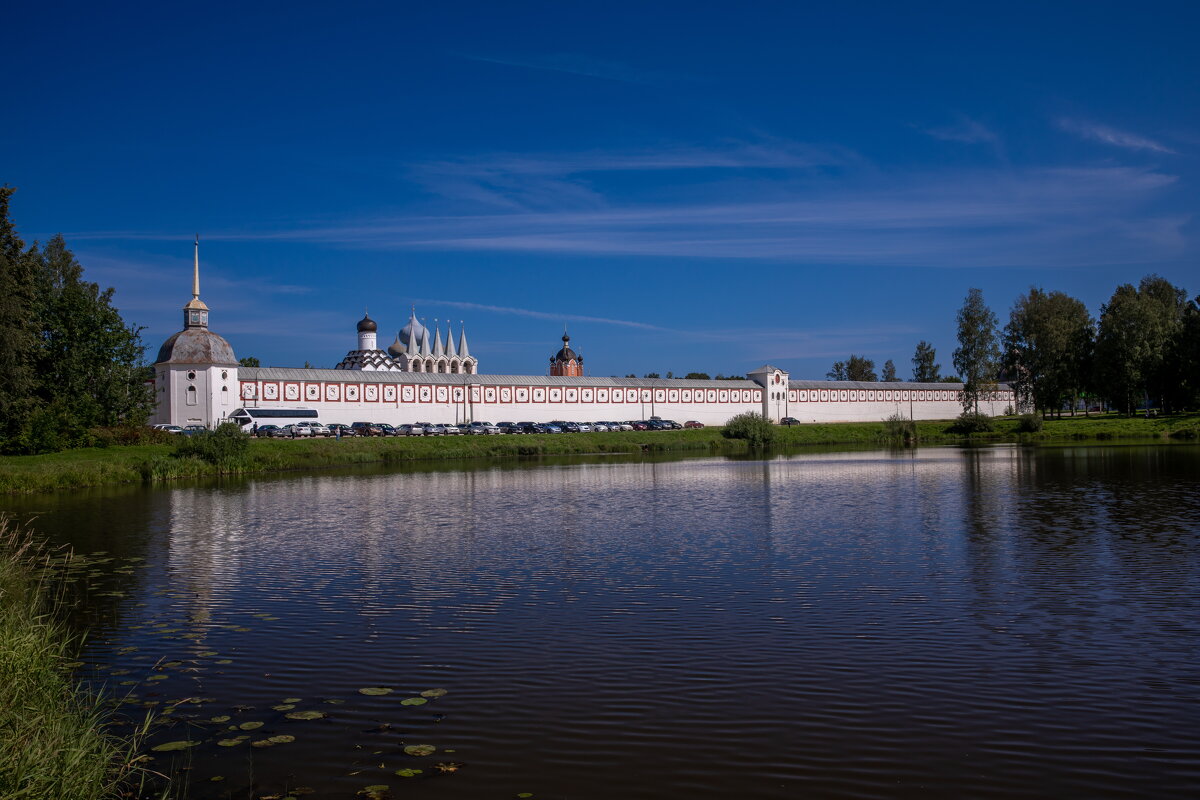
186,385,198,406
450,362,459,374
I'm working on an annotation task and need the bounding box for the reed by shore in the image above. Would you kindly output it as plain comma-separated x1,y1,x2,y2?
0,519,151,799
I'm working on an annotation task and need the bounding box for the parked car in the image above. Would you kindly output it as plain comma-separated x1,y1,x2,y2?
396,424,424,436
296,421,331,437
609,421,634,431
541,423,563,434
591,422,610,432
556,421,581,433
683,420,704,429
254,424,282,438
576,422,592,432
628,421,649,431
518,422,546,434
443,423,464,435
280,423,313,437
327,423,357,437
152,423,186,434
423,424,446,436
376,423,399,437
643,420,668,430
497,421,523,434
467,422,501,435
182,424,208,435
350,421,384,437
779,417,801,426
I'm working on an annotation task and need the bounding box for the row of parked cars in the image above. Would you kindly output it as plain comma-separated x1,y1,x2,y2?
309,419,706,437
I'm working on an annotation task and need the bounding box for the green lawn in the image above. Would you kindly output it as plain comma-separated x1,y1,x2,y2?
1,412,1196,495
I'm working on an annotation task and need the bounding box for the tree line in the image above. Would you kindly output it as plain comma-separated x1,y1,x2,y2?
0,188,153,453
825,279,1199,416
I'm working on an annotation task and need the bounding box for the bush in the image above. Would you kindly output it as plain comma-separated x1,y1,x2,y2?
90,425,172,447
173,423,250,467
722,412,775,447
948,411,995,434
1015,414,1044,433
882,413,917,444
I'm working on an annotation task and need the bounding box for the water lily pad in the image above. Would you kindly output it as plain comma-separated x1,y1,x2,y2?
215,659,233,664
272,704,296,711
234,627,252,632
147,675,168,681
283,697,302,703
361,788,389,795
403,744,436,756
216,738,246,747
268,734,295,744
210,715,231,723
358,687,393,696
196,650,218,657
151,740,199,752
285,710,326,720
420,688,448,698
323,698,345,704
396,768,423,777
400,697,427,706
238,721,264,730
210,775,225,781
517,794,534,798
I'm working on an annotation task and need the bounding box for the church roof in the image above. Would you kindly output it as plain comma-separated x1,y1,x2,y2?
155,328,237,366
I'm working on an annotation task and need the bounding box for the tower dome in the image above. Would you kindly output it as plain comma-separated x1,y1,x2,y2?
549,332,584,377
357,313,377,333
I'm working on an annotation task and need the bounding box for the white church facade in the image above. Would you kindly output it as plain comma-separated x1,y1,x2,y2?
152,245,1014,429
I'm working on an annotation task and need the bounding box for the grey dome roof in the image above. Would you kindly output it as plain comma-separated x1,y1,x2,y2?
387,333,405,357
155,328,238,366
399,313,427,349
357,314,377,333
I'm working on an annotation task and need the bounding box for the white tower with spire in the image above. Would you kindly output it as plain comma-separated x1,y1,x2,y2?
153,236,239,427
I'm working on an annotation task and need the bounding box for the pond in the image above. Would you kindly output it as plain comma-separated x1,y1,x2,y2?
5,444,1200,799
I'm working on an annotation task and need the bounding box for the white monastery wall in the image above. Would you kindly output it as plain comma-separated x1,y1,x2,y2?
185,367,1015,428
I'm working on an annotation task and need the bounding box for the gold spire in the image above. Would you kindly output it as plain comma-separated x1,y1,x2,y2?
184,233,208,313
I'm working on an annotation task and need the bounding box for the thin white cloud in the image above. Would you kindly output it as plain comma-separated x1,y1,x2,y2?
1056,117,1176,154
923,117,1002,147
413,299,676,332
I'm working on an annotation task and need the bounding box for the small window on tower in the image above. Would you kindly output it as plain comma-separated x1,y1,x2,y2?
187,371,197,381
186,386,197,406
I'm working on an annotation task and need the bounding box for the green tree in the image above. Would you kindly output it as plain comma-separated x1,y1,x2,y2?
953,288,1001,414
1095,275,1189,414
239,356,260,368
911,341,941,382
1173,295,1200,410
643,372,660,379
826,361,847,381
684,372,710,380
1003,287,1094,417
881,359,897,382
31,235,153,435
0,187,40,447
847,355,876,381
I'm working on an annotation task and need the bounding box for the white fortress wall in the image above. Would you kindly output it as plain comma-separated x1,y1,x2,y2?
217,368,1016,428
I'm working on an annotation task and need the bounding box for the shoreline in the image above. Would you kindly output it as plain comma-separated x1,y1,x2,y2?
1,413,1197,495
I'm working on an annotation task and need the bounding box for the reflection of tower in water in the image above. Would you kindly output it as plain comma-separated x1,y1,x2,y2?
166,487,247,628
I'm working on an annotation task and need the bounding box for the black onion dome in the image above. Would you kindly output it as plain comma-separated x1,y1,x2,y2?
553,333,580,362
357,314,377,333
155,328,238,366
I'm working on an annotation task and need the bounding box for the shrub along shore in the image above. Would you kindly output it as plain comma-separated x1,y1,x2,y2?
0,413,1197,495
0,519,148,798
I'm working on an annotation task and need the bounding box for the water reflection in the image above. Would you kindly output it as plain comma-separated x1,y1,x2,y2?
3,445,1199,799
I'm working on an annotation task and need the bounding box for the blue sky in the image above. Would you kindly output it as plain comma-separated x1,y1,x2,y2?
5,1,1197,379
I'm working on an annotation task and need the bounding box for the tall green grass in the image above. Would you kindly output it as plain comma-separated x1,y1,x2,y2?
0,519,155,799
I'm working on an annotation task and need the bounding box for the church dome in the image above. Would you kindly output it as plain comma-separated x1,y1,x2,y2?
552,333,581,363
155,328,238,366
399,313,427,349
357,313,377,333
387,332,405,357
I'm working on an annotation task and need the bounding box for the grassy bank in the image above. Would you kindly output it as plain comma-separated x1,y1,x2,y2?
1,412,1197,495
0,519,148,798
